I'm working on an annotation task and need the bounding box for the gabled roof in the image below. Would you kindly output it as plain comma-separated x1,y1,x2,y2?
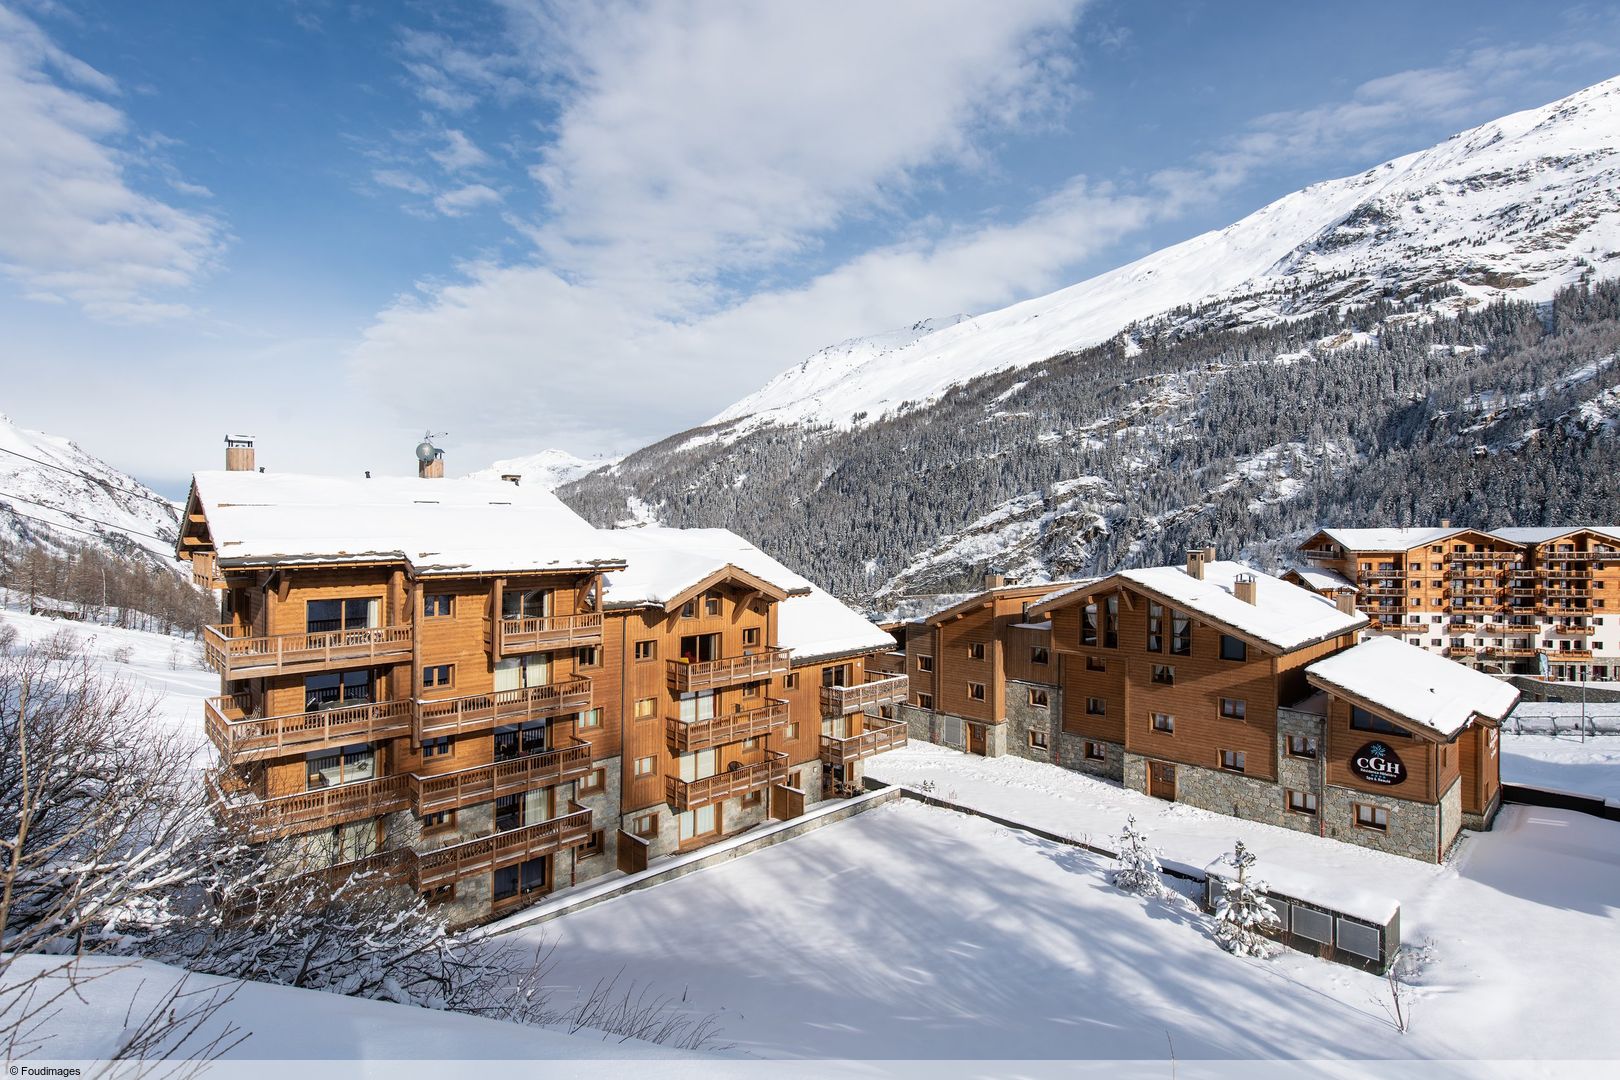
1031,560,1367,654
1306,636,1520,740
1488,526,1620,546
920,582,1071,625
778,585,896,665
601,526,811,610
1283,566,1358,593
185,471,624,575
1305,527,1466,552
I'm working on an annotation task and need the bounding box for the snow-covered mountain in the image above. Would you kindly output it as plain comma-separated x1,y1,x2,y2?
0,412,181,566
711,76,1620,439
467,448,621,491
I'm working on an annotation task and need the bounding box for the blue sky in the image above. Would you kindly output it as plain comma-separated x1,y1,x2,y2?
1,0,1617,496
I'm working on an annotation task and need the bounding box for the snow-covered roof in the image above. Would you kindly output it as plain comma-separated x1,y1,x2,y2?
189,471,623,575
1306,636,1520,740
1034,578,1099,609
777,585,895,664
601,525,812,609
1488,526,1620,546
1285,566,1357,593
1036,561,1366,653
915,582,1062,625
1312,527,1463,551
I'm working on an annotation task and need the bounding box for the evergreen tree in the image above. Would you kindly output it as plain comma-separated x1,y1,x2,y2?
1111,815,1170,898
1212,840,1281,958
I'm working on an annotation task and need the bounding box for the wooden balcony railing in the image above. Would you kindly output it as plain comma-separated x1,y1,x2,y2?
210,772,412,841
190,551,225,590
820,715,908,769
411,803,593,892
205,695,414,764
1551,625,1595,637
1446,645,1477,657
203,623,414,679
820,673,911,716
493,612,604,657
664,752,788,812
412,740,594,815
665,699,790,753
666,649,792,693
1549,649,1595,660
414,679,592,741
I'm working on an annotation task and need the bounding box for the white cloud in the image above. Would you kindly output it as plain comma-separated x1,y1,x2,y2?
428,127,492,174
432,183,502,217
0,4,224,321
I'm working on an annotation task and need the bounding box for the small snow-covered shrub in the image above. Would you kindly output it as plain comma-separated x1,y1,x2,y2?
1211,840,1281,958
1111,816,1171,898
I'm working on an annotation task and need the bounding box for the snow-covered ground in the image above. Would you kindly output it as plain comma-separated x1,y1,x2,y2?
522,792,1620,1068
1502,733,1620,802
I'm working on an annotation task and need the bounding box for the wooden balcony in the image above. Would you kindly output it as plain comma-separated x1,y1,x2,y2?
1482,647,1538,660
1446,645,1477,657
203,623,414,679
492,612,604,657
820,673,911,716
664,751,788,812
665,699,790,753
414,678,593,741
1550,648,1595,660
204,695,414,764
411,803,593,892
412,740,594,815
211,772,412,841
1552,625,1595,637
667,649,792,693
820,715,908,769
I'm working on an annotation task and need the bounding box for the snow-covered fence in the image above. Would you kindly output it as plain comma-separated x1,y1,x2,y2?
1505,702,1620,736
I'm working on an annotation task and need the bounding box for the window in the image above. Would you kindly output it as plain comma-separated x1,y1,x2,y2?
1170,611,1192,656
917,693,934,710
967,682,986,701
1350,706,1410,738
578,767,605,795
307,744,375,788
634,697,657,719
578,707,602,729
1151,713,1174,734
632,812,658,838
423,736,452,757
1287,735,1318,758
1028,730,1049,750
304,669,372,711
501,588,552,619
1220,749,1246,773
1219,698,1246,721
680,600,697,619
1084,741,1106,761
1030,646,1049,665
742,681,762,698
634,640,657,661
1219,635,1247,662
742,626,760,647
424,594,453,617
789,769,804,789
1287,790,1318,816
967,642,986,660
1086,697,1106,716
493,856,548,902
422,664,453,688
705,595,721,617
577,645,602,668
1085,656,1106,672
1103,596,1120,649
634,755,657,777
1151,664,1174,686
422,810,454,831
1355,804,1390,832
1082,602,1099,647
784,722,799,740
741,789,763,807
916,655,934,673
784,672,799,690
1146,601,1164,652
579,830,604,858
1027,687,1049,708
306,597,378,633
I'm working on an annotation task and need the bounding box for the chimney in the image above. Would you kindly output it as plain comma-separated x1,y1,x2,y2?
1440,518,1452,529
415,434,445,479
501,473,522,487
1187,547,1208,580
984,571,1006,590
1234,572,1257,605
225,434,255,472
1335,588,1358,615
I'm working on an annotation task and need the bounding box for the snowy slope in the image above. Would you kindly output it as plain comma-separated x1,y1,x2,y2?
0,412,180,564
467,447,621,490
711,76,1620,436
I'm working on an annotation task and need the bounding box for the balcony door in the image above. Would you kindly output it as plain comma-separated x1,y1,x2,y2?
822,663,852,687
495,652,552,691
823,714,850,739
492,855,548,901
678,804,720,844
679,633,721,664
304,669,373,712
502,589,553,619
678,690,717,724
494,787,555,832
494,719,550,761
677,747,719,783
306,743,375,789
307,597,379,634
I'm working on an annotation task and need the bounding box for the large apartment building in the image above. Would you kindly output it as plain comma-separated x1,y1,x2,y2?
179,438,906,926
891,550,1517,861
1292,526,1620,681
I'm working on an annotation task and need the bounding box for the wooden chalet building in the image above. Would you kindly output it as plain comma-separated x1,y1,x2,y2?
1291,525,1620,680
891,550,1516,861
178,437,905,925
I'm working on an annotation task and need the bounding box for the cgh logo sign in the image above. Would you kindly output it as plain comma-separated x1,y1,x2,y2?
1351,741,1407,786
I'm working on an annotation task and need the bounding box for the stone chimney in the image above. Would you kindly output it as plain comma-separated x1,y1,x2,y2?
1335,588,1358,615
1234,572,1257,605
1440,518,1452,529
500,473,521,487
984,571,1006,590
225,434,255,472
1187,547,1209,580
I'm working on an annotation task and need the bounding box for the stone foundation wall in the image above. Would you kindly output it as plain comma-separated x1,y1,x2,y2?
1127,753,1293,829
1462,787,1503,832
1054,732,1124,781
571,756,623,888
1321,783,1442,862
1004,679,1059,763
